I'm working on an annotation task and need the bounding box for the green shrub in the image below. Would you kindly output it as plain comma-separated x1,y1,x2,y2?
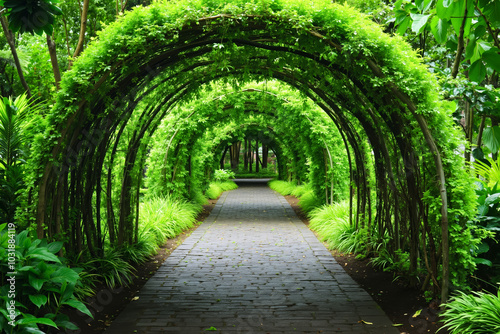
440,290,500,333
213,169,235,182
308,201,365,253
268,180,296,196
205,181,238,199
139,196,201,244
206,183,223,200
0,225,92,333
298,190,322,212
78,249,135,289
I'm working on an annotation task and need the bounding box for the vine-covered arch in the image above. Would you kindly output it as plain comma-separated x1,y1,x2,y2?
145,85,348,204
25,0,476,301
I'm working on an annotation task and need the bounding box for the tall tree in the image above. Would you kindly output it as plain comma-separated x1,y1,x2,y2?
0,14,31,98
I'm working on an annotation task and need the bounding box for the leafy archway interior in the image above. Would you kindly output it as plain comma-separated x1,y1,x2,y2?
23,0,476,301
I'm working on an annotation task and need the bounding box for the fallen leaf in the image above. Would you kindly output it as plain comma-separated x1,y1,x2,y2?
412,309,422,318
131,296,139,301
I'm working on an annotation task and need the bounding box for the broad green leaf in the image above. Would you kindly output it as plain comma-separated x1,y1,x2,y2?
26,248,61,263
436,0,453,19
442,0,453,7
47,241,63,254
17,316,58,328
397,16,412,35
469,60,486,83
29,274,46,291
450,0,472,36
473,23,487,39
482,50,500,73
485,192,500,206
473,257,493,266
478,204,489,216
415,0,424,12
465,36,477,60
29,295,48,308
484,1,500,26
476,242,490,254
477,41,493,56
57,320,79,330
473,147,485,160
63,299,93,318
423,0,433,13
410,13,431,34
482,126,500,154
16,230,29,249
51,267,80,284
430,17,449,43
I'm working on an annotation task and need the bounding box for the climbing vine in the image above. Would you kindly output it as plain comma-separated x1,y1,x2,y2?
19,0,476,302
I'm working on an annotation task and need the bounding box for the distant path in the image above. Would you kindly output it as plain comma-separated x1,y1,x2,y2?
106,180,398,333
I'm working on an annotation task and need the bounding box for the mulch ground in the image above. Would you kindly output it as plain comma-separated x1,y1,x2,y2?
67,196,448,334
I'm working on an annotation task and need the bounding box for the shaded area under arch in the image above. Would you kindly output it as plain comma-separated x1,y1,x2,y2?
105,182,398,333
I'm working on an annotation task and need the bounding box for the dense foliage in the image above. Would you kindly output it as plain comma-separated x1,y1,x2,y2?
1,0,498,331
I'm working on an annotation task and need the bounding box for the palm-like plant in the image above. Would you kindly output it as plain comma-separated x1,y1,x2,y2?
0,93,36,223
0,94,31,167
474,157,500,188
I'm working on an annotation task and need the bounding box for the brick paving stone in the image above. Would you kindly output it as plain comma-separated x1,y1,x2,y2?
105,180,398,334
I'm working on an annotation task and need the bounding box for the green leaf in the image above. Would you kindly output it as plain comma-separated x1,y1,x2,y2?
482,50,500,73
465,36,477,60
47,241,63,254
63,299,93,318
484,1,500,26
469,60,486,83
442,0,453,7
473,257,493,266
17,316,58,328
485,192,500,206
450,0,472,36
410,13,431,34
476,242,490,254
26,248,61,263
29,275,46,291
51,267,80,284
430,16,449,43
482,126,500,154
415,0,425,12
397,16,412,35
29,295,48,308
436,0,453,19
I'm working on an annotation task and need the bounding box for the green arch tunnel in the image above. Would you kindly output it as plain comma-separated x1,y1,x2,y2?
25,0,476,302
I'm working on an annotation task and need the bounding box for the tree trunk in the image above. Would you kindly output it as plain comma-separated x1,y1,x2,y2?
220,146,229,169
262,143,268,168
255,139,260,173
230,141,241,170
0,14,31,98
69,0,89,68
46,34,62,90
243,138,248,170
451,0,468,78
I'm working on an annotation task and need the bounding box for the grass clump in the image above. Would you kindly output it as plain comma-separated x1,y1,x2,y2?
440,290,500,333
308,200,365,253
268,180,297,196
206,181,238,199
269,180,321,212
139,196,202,245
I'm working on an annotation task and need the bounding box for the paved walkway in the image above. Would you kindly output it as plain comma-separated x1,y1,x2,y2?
106,180,398,333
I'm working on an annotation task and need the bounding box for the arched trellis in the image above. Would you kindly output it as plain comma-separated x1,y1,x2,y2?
145,86,348,204
24,0,476,301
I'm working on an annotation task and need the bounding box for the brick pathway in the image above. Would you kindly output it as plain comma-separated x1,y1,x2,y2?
106,180,398,333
